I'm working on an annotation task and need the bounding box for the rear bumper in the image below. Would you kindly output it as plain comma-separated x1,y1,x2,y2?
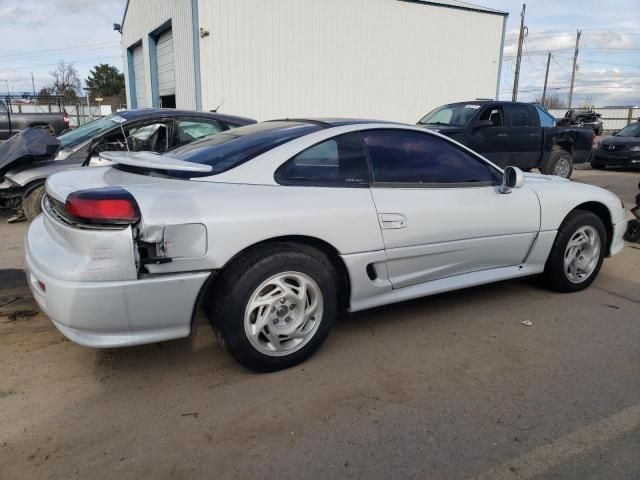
25,217,211,348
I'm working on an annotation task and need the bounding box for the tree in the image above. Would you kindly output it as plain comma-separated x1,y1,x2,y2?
534,93,566,110
85,64,125,101
49,61,81,102
37,87,54,101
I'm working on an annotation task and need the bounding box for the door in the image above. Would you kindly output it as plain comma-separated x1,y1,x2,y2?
506,103,542,169
156,28,176,108
467,105,510,167
132,44,147,108
363,129,540,289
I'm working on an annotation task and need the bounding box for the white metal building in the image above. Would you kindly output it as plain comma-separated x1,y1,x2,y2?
120,0,507,122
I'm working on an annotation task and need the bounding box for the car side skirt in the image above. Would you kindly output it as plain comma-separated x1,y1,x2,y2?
344,231,557,312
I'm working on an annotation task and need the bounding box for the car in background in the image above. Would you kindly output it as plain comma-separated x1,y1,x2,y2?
0,98,69,140
25,119,626,372
590,119,640,169
0,109,256,221
417,101,594,179
557,109,604,136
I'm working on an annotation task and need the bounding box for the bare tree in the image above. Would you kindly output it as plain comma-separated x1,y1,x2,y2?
534,93,566,110
50,61,81,102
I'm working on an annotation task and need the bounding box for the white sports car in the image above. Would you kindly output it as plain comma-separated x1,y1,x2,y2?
25,119,627,371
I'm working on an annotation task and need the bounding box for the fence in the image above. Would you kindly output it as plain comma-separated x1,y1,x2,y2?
8,103,114,127
548,107,640,132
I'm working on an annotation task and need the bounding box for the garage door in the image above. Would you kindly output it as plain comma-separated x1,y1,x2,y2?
132,44,147,108
156,29,175,98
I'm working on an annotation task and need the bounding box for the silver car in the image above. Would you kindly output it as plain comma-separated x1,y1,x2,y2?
25,119,627,371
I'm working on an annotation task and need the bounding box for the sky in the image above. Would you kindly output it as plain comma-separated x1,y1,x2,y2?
0,0,638,107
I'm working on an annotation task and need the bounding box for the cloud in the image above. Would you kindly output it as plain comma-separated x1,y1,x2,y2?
0,6,25,18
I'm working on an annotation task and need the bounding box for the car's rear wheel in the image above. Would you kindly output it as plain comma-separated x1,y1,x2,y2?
542,148,574,178
542,210,606,292
22,183,46,221
209,243,338,372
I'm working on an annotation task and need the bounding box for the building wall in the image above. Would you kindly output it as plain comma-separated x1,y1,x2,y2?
121,0,197,110
197,0,505,122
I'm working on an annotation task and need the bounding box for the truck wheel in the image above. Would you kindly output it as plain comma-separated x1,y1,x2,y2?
209,243,338,372
542,210,606,293
22,184,46,221
596,125,603,136
542,148,574,179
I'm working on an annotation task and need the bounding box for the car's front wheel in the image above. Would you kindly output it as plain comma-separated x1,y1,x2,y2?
542,210,606,292
209,243,338,372
22,183,46,221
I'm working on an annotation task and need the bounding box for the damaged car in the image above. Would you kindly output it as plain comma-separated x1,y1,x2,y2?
25,119,627,372
0,109,256,221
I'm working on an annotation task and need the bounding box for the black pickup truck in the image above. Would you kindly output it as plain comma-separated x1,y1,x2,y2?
0,99,69,141
417,101,594,178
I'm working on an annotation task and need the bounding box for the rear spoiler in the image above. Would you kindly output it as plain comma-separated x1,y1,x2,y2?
99,151,213,173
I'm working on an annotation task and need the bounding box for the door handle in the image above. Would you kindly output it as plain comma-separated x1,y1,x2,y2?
497,133,508,137
529,133,540,137
379,213,407,229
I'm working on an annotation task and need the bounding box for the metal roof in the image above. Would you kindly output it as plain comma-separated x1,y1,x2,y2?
398,0,508,16
122,0,507,31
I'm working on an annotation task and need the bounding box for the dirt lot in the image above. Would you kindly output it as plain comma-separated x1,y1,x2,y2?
1,169,639,480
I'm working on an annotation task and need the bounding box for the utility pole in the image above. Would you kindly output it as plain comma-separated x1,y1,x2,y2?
541,52,551,106
512,3,527,101
31,72,36,97
567,29,582,108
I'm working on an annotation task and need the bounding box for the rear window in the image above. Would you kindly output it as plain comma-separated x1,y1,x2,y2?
166,121,322,176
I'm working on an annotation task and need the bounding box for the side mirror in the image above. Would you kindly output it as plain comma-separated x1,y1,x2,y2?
473,120,492,130
499,166,525,194
612,130,620,136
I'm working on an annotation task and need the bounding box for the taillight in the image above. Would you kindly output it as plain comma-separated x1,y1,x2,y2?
63,112,69,128
65,188,140,225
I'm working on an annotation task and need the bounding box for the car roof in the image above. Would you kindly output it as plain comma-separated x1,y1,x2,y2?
116,109,256,125
267,118,407,128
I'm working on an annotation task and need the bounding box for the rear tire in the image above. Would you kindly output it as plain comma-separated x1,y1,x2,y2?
596,125,603,136
208,243,338,372
541,148,574,178
22,184,45,221
542,210,606,293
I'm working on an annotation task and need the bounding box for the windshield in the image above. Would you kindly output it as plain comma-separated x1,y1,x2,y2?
163,121,322,177
57,114,125,148
615,123,640,137
418,103,481,127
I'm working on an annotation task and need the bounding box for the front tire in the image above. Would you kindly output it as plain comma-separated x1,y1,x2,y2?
590,157,605,170
22,184,46,221
624,219,640,243
542,148,574,178
542,210,606,293
209,243,338,372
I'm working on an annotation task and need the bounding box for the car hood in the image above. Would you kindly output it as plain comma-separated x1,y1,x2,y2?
0,127,61,175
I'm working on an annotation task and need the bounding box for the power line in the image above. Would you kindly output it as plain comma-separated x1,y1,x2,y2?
0,41,120,60
554,55,640,68
10,55,123,71
523,39,542,72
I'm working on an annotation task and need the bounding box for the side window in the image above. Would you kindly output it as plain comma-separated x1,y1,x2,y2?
509,104,534,127
0,101,7,113
177,118,223,145
275,132,369,187
363,129,497,185
479,106,504,127
536,106,556,127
